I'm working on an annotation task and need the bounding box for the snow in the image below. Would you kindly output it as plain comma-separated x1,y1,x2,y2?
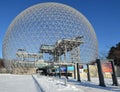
0,74,42,92
33,74,120,92
33,74,84,92
67,78,120,92
0,74,120,92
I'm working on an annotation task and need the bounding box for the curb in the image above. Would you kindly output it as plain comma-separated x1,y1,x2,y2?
32,75,45,92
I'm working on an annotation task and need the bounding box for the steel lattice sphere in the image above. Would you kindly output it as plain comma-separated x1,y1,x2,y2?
3,2,98,69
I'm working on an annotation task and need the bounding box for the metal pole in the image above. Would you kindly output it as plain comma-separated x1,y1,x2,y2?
59,65,61,78
55,68,57,77
110,60,119,86
64,45,67,63
96,59,106,87
66,65,68,79
76,46,81,82
77,63,81,82
74,63,76,79
87,64,91,81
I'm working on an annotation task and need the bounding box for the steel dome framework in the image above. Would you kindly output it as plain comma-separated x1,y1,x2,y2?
2,2,98,70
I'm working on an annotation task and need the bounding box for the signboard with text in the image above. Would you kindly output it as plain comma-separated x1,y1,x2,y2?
102,62,112,73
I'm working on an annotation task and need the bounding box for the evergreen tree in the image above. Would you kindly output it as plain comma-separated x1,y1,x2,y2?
107,42,120,66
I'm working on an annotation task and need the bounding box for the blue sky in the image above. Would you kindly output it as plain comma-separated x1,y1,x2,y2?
0,0,120,58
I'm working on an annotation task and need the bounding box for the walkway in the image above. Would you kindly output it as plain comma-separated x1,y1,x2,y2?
0,74,42,92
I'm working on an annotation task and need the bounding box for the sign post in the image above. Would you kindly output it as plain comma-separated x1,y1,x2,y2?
87,64,91,81
77,63,81,82
96,59,106,87
110,60,119,86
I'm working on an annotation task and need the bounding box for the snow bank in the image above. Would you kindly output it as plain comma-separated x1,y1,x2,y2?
32,74,84,92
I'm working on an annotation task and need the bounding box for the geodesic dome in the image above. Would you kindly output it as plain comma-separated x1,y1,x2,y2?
2,2,98,69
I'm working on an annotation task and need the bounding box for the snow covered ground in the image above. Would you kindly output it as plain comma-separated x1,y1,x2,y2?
33,74,84,92
0,74,120,92
0,74,42,92
33,74,120,92
67,77,120,92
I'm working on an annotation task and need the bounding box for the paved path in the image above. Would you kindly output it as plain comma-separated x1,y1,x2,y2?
0,74,42,92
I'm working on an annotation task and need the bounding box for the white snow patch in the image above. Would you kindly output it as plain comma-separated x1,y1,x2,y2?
33,75,84,92
0,74,41,92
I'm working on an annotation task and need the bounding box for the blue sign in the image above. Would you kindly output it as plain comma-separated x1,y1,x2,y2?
56,66,74,72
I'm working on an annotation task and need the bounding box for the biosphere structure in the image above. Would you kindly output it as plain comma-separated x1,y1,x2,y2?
2,2,98,69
